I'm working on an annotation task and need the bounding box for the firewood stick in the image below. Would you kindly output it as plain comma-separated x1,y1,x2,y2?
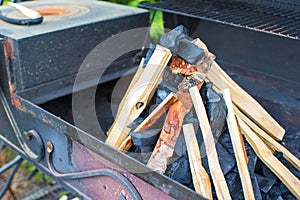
189,86,231,200
105,46,172,148
147,86,198,174
234,105,300,171
192,38,285,141
117,58,145,119
206,62,285,140
222,89,255,200
146,54,213,174
134,93,177,133
107,58,145,137
236,120,249,164
118,93,178,152
237,115,300,199
183,124,212,199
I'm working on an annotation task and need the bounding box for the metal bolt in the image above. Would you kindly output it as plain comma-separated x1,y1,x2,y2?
47,142,54,153
23,131,31,141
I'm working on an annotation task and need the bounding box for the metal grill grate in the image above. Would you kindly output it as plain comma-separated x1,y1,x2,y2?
140,0,300,40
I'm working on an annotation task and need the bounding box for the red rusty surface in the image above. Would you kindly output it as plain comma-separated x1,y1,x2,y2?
71,141,175,200
2,39,16,60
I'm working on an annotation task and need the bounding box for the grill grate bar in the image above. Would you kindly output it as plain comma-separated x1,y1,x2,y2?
140,0,300,40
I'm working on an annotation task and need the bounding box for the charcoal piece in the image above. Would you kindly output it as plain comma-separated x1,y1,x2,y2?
248,154,258,176
174,132,186,157
291,169,300,179
218,127,235,154
159,25,205,65
216,141,236,175
196,129,235,175
130,129,161,146
144,43,156,66
176,40,205,65
127,117,145,130
265,182,282,200
251,174,263,200
255,159,277,180
127,146,153,164
225,171,243,199
156,85,173,104
159,25,187,52
255,173,277,193
204,82,227,138
279,183,296,200
156,68,183,104
165,155,193,188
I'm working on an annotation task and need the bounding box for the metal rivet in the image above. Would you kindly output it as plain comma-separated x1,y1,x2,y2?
47,142,54,153
23,131,31,140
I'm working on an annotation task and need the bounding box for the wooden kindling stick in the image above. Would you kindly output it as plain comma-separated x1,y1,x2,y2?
233,105,300,171
222,89,255,200
147,79,203,174
118,92,178,152
189,86,231,200
192,38,285,141
237,114,300,199
146,48,215,174
105,46,172,148
183,123,212,199
107,58,145,137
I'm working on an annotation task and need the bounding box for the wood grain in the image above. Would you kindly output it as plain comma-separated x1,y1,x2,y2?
183,123,212,199
222,89,255,200
118,92,177,152
206,61,285,140
106,46,172,148
237,115,300,199
234,105,300,171
189,86,231,200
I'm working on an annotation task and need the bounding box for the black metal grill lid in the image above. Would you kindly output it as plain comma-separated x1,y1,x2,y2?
140,0,300,40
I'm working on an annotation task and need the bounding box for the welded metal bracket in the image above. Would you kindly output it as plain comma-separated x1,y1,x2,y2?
0,87,44,161
46,141,142,200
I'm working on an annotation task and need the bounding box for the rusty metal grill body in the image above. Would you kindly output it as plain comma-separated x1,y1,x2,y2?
0,0,299,199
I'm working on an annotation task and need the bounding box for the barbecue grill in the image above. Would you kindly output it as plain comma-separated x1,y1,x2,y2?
0,0,299,199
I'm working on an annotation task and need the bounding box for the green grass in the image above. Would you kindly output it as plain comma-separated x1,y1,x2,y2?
20,160,52,183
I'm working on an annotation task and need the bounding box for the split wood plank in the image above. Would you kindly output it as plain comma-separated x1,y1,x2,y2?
192,38,285,141
206,61,285,140
189,86,231,200
107,58,145,137
106,46,172,148
222,89,255,200
118,92,178,152
117,58,145,119
237,115,300,199
234,105,300,171
183,123,212,199
146,87,196,174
